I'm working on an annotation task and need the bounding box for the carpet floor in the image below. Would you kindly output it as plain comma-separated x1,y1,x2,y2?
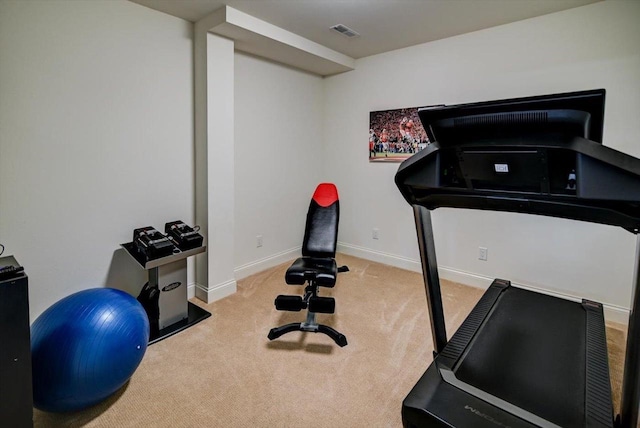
34,254,627,427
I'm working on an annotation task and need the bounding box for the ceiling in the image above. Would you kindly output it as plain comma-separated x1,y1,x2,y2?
130,0,600,59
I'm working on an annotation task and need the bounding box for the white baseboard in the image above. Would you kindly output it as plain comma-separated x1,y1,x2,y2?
438,266,630,325
601,304,632,326
189,247,299,304
337,242,422,273
194,279,237,303
234,246,300,280
337,242,630,325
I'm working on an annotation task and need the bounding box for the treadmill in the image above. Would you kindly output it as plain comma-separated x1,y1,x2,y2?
394,89,640,428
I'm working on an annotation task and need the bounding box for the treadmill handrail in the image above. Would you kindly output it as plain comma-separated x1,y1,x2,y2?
413,206,447,354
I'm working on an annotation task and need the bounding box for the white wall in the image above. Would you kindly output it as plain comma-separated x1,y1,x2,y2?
0,0,194,320
324,0,640,320
234,53,324,276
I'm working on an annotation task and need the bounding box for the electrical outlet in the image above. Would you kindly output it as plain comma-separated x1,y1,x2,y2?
256,235,263,248
372,228,379,240
479,247,488,261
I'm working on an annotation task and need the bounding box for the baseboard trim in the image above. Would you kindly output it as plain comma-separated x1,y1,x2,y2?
194,279,237,303
337,242,630,325
337,242,421,273
188,283,196,299
234,246,300,280
438,267,630,325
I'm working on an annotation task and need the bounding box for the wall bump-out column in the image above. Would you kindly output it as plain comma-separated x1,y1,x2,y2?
194,25,236,303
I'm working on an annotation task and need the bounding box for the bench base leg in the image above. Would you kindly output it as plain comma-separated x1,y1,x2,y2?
268,322,347,347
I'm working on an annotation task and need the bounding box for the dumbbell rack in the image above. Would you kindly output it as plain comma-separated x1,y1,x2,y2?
121,243,210,344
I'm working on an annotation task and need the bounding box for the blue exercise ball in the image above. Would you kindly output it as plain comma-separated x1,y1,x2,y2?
31,288,149,412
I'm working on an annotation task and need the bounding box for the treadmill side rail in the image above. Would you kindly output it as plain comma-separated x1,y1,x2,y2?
403,361,541,428
438,368,562,428
582,300,615,427
438,279,508,369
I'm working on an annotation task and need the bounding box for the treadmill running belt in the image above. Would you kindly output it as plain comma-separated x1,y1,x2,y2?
454,287,586,427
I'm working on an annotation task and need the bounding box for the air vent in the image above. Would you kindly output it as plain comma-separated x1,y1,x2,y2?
330,24,360,38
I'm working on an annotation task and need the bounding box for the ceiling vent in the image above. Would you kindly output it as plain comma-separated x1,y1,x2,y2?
330,24,360,38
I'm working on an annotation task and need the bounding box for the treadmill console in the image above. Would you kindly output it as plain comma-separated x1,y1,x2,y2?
397,89,640,232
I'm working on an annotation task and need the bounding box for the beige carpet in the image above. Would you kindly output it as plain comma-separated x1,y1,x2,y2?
34,254,627,427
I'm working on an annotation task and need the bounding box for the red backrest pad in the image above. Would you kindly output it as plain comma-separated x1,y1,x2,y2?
312,183,339,207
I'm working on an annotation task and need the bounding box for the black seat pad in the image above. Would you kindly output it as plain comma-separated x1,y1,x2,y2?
285,257,337,287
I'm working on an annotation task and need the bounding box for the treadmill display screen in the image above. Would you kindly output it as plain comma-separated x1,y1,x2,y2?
418,89,605,146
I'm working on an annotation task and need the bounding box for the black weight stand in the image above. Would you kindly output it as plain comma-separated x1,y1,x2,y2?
122,242,210,344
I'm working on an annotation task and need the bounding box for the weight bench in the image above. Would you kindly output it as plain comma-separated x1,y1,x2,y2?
267,183,349,347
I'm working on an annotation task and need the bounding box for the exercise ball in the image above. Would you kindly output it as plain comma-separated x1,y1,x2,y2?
31,288,149,412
